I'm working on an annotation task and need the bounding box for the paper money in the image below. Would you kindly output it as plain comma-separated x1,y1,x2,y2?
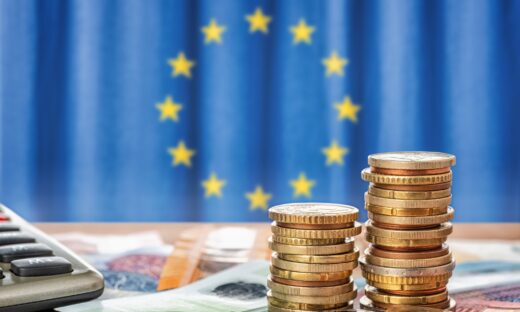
58,260,270,312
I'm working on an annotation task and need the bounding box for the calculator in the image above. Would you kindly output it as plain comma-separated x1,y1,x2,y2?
0,204,104,312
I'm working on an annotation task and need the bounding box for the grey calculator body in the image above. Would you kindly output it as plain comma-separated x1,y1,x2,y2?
0,205,104,312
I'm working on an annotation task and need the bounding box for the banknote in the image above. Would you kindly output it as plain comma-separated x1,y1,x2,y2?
58,260,270,312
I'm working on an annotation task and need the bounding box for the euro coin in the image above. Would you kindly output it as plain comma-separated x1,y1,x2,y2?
267,304,354,312
270,275,351,287
267,291,349,310
270,266,351,282
365,193,452,208
372,182,451,192
272,235,346,246
368,185,451,200
367,152,456,170
276,222,355,230
367,244,450,259
366,222,453,240
365,233,446,250
365,251,453,269
269,203,358,225
270,288,357,305
278,248,359,264
360,258,456,277
271,222,362,239
361,168,452,185
272,253,357,272
268,237,355,255
370,167,451,176
368,207,454,226
365,285,448,305
267,275,354,296
360,296,457,311
366,280,448,294
365,204,448,217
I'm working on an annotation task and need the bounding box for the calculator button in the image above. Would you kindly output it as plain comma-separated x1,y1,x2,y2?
0,213,10,221
0,243,53,262
0,223,20,232
11,256,73,277
0,232,35,246
0,267,3,279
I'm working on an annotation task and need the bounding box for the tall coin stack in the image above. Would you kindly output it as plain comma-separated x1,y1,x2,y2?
359,152,457,311
267,203,361,312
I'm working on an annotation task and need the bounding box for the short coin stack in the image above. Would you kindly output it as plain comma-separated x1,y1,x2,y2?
359,152,457,311
267,203,362,312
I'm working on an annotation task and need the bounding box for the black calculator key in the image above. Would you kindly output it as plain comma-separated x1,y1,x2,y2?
0,232,35,246
11,256,73,277
0,243,53,262
0,223,20,232
0,267,3,279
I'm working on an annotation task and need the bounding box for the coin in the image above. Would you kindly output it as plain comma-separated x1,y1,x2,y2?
365,251,453,269
269,203,359,225
368,186,451,200
272,253,358,272
360,258,456,277
267,304,354,312
271,222,362,239
367,245,450,259
270,266,352,282
267,276,354,296
361,168,452,185
365,285,448,305
268,237,355,255
270,275,351,287
368,207,454,226
365,233,446,250
272,235,346,246
362,270,452,285
370,167,451,176
366,222,453,240
276,222,355,230
365,204,448,217
360,296,457,311
278,248,359,264
365,193,452,208
367,152,456,170
270,288,357,304
267,291,349,310
366,280,448,293
372,182,451,192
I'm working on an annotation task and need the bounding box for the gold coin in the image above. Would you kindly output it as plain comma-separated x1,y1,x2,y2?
371,167,451,176
367,152,456,170
267,276,354,296
373,182,452,192
272,253,357,272
360,296,457,312
368,186,451,200
270,266,352,282
361,168,452,185
366,222,453,239
367,280,448,292
270,288,357,305
267,291,349,310
360,258,456,277
367,244,450,259
267,304,354,312
270,275,351,287
269,203,359,225
271,222,362,239
365,204,448,217
268,237,355,255
368,207,454,226
362,270,452,285
278,248,359,264
365,193,452,208
276,222,355,230
365,286,448,305
365,233,446,249
272,235,346,246
365,250,453,268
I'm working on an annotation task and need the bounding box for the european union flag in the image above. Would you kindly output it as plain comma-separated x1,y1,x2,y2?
1,0,519,222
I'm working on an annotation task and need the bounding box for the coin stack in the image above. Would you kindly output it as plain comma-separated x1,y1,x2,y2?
267,203,362,312
359,152,457,311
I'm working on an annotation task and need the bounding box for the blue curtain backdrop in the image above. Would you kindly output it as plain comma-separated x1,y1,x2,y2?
0,0,519,222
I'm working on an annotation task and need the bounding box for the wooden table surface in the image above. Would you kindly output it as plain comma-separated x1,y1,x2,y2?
35,223,520,244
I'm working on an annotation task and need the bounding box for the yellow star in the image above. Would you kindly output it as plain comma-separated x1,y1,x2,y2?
245,8,272,34
168,52,195,78
335,96,361,123
322,140,349,166
168,141,195,167
245,185,272,210
202,172,226,197
290,172,315,198
201,19,226,44
322,51,348,77
156,96,182,122
290,19,315,44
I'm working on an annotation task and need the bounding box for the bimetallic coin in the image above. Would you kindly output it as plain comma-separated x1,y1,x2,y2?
365,286,448,305
268,237,355,255
365,193,452,208
366,280,448,293
270,266,351,282
367,152,456,170
370,167,451,176
278,248,359,264
272,235,346,246
360,257,456,277
361,168,452,185
270,275,350,287
368,186,451,200
366,222,453,240
372,182,451,192
365,251,453,268
367,245,450,260
269,203,359,225
365,233,446,250
365,204,448,217
267,291,350,311
368,207,454,226
270,287,357,305
272,253,357,272
360,296,457,312
276,222,355,230
271,222,362,239
267,276,354,296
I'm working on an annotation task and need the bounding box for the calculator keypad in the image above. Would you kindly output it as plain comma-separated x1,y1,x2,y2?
11,256,73,277
0,243,53,262
0,232,36,245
